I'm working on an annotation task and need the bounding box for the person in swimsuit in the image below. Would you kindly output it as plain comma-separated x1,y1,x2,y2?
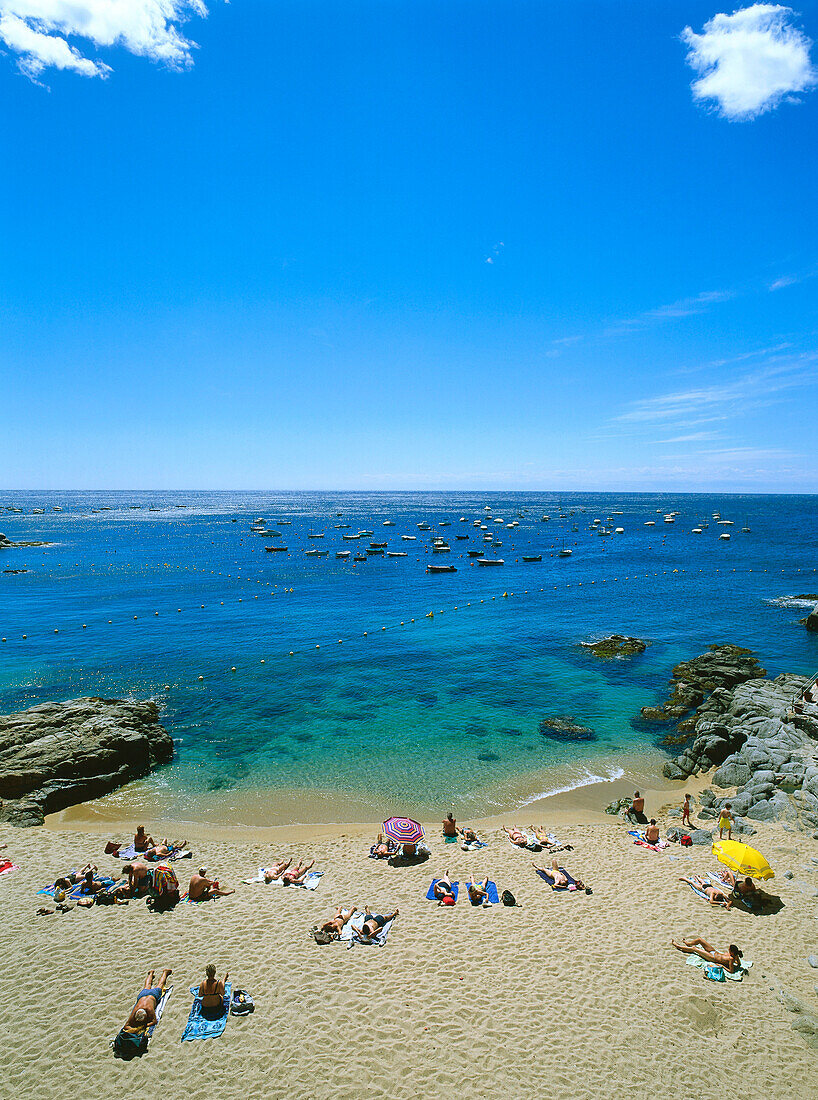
188,868,235,901
198,964,229,1013
627,792,647,825
370,835,397,859
682,794,692,827
458,827,478,844
672,937,743,973
467,875,490,905
502,826,529,847
320,905,356,938
133,826,155,852
443,813,457,838
118,861,151,897
678,875,733,908
718,803,733,840
354,906,399,943
122,968,172,1033
644,820,661,845
433,872,456,905
717,869,758,901
282,858,315,886
264,858,292,882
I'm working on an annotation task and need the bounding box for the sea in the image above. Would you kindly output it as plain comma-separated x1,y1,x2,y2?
1,491,816,825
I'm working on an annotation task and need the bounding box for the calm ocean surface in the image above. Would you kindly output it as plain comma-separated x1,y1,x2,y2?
1,491,817,823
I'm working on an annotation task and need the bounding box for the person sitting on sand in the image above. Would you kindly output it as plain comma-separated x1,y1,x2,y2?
502,826,529,847
626,791,647,825
443,813,457,837
117,861,151,897
645,820,660,845
433,872,457,906
672,937,743,973
199,964,229,1012
264,858,292,882
717,869,758,900
133,826,155,852
188,868,235,901
282,858,315,886
466,874,490,905
678,875,733,909
320,905,356,939
354,906,399,943
390,842,429,865
122,968,173,1034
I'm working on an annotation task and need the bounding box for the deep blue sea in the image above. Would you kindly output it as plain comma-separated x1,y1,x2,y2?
1,491,817,824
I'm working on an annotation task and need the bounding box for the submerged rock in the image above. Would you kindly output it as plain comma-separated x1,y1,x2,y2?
538,716,596,742
581,634,648,659
0,697,173,827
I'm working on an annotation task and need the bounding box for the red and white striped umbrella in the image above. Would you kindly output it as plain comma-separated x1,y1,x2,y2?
382,816,425,844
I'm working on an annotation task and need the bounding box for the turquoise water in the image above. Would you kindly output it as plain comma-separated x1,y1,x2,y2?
1,491,817,821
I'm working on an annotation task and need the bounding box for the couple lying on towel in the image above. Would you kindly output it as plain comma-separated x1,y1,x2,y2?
262,858,315,885
533,859,591,893
679,874,734,908
504,826,573,852
317,905,399,943
432,872,494,907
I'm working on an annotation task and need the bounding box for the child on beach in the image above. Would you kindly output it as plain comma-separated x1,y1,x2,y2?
682,794,692,827
719,803,734,840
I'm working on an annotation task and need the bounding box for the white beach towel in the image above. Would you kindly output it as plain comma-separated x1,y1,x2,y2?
340,909,395,949
243,868,323,890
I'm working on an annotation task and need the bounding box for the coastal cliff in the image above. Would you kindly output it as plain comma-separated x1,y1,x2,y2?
0,698,174,826
643,646,818,832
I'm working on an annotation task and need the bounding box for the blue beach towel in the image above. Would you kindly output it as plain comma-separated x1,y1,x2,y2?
117,845,139,861
466,881,499,905
181,983,232,1042
443,836,458,844
69,876,116,899
426,880,459,901
535,867,578,891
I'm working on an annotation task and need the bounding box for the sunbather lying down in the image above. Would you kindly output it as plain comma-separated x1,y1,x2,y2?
319,905,357,940
678,875,733,909
466,875,490,906
433,872,456,906
262,858,315,884
672,937,743,973
122,968,173,1034
354,906,399,943
532,858,589,891
503,826,530,847
369,834,398,859
530,826,573,852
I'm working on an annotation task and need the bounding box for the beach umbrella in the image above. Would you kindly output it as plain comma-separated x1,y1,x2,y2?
383,816,425,844
712,838,774,881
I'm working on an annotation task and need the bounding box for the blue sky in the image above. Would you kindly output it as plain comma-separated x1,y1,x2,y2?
1,1,816,490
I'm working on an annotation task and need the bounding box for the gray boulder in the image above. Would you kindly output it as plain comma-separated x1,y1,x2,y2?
0,697,173,826
689,828,714,845
711,758,752,788
805,604,818,632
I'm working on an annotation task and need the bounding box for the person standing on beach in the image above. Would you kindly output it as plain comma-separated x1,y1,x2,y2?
719,803,734,840
682,794,692,827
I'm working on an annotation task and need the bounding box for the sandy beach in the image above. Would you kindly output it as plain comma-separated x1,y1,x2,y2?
2,793,816,1100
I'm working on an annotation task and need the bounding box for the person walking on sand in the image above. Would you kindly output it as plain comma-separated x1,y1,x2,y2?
671,937,743,973
682,793,692,828
443,812,457,837
719,803,734,840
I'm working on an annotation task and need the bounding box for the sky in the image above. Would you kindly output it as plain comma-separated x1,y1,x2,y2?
0,1,816,492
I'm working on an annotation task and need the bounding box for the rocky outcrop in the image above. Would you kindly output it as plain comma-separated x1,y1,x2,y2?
640,644,765,729
0,698,173,826
806,604,818,633
0,531,51,548
581,635,648,659
539,716,596,742
0,533,11,547
654,649,818,831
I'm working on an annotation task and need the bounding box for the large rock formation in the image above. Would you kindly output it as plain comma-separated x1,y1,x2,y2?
650,648,818,831
806,604,818,633
0,698,173,826
640,644,765,729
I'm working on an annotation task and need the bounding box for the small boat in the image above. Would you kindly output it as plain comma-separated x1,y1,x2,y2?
467,549,485,557
477,557,504,566
483,533,494,541
644,521,655,526
614,527,624,534
336,550,351,559
541,515,550,521
360,530,374,536
383,520,395,526
558,538,572,558
691,528,702,534
522,554,542,562
427,563,457,573
418,522,431,530
265,545,288,552
387,551,408,557
432,545,451,553
455,534,469,540
718,519,734,525
663,515,675,524
353,554,366,562
719,532,731,541
366,547,385,555
305,548,328,557
402,535,417,541
342,533,360,540
278,520,292,525
333,523,350,529
369,541,387,548
308,531,325,539
492,540,503,548
439,521,451,527
459,517,467,522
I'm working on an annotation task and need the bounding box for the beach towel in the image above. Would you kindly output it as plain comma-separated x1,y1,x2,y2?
507,833,541,852
461,839,488,851
340,910,395,949
181,983,232,1042
242,868,323,890
0,860,18,876
535,867,578,891
68,876,117,900
443,835,458,843
686,955,752,982
111,985,172,1059
116,845,139,861
426,880,459,901
466,881,499,906
628,831,669,851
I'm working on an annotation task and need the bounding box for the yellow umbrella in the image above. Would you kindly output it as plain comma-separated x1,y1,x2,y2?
712,838,774,881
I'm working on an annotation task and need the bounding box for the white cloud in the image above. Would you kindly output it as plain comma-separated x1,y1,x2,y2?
682,5,817,120
0,0,208,80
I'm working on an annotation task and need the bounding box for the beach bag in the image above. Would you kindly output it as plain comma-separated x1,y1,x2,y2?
312,929,334,945
111,1029,146,1060
680,835,692,847
703,965,726,983
501,889,518,907
230,989,255,1015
